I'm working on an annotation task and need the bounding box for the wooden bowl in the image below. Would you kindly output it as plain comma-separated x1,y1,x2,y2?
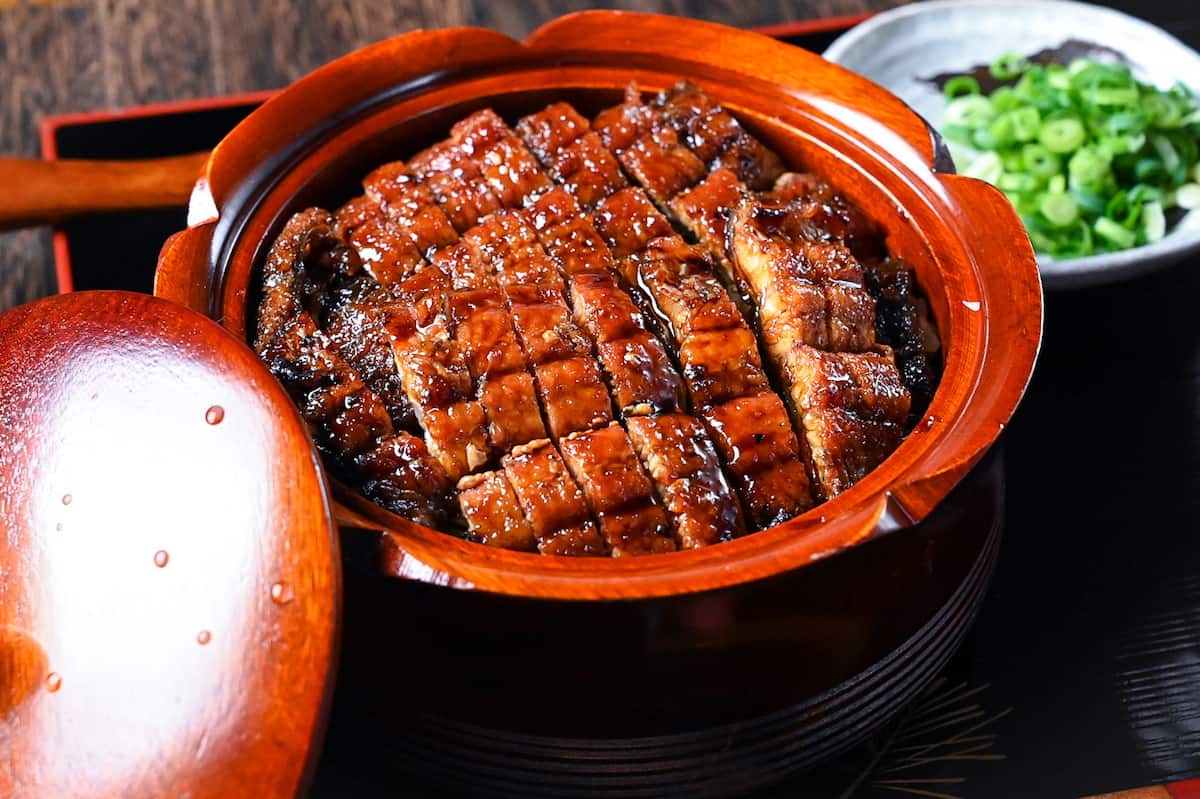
150,11,1041,794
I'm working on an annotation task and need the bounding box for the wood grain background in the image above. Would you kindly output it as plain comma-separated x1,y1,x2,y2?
0,0,900,312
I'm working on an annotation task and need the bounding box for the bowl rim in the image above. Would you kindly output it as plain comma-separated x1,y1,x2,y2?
155,10,1043,600
823,0,1200,291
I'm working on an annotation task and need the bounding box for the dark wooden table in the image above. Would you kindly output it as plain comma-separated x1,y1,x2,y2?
5,2,1200,798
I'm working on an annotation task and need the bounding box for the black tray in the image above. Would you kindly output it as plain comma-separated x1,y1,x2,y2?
42,21,1200,799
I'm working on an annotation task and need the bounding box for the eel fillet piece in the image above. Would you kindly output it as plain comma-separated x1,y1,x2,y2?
728,195,911,499
559,423,676,555
506,284,614,441
386,270,493,481
502,439,608,556
625,413,745,547
446,287,547,452
449,109,553,208
362,160,459,257
569,271,686,417
457,470,537,551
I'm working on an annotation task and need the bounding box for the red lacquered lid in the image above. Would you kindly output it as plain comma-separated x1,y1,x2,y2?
0,291,339,798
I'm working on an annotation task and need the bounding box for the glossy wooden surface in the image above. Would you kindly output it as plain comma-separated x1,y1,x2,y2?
155,11,1041,599
0,152,207,231
0,291,340,798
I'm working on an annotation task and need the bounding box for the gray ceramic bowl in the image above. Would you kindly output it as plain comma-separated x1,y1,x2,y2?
824,0,1200,289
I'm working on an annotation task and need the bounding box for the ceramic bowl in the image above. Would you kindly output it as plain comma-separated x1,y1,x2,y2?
825,0,1200,290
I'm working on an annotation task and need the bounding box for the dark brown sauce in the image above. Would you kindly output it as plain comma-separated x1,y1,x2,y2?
923,39,1130,94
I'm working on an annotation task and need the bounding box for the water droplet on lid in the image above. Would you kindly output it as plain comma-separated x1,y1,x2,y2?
205,405,225,425
962,300,981,312
196,630,211,646
61,494,72,506
270,581,295,606
45,673,62,693
154,550,169,568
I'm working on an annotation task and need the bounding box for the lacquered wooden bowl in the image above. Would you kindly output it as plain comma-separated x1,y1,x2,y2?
150,11,1041,795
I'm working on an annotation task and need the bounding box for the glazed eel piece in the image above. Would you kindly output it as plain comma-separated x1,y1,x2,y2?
591,82,784,201
516,102,629,210
455,438,609,556
591,82,915,500
416,113,676,555
254,211,450,525
332,178,526,484
675,167,912,498
513,112,749,545
510,115,747,547
411,113,655,553
593,188,816,528
515,101,807,531
728,195,911,497
408,140,504,233
375,268,490,482
347,116,563,472
529,191,745,547
652,83,937,409
431,205,613,444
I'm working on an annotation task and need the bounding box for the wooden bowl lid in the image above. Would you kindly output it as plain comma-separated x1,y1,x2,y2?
0,291,339,797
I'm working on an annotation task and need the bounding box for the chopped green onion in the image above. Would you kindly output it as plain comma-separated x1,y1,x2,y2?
1011,107,1041,141
1101,111,1149,136
963,151,1003,183
990,86,1021,112
941,56,1200,257
942,123,972,145
1086,87,1139,107
1068,146,1112,186
1101,132,1146,155
1040,193,1079,227
1022,143,1061,177
944,76,981,99
998,172,1040,193
1143,201,1166,242
1177,183,1200,210
1128,184,1166,206
1105,190,1141,228
989,113,1017,148
971,127,998,150
1134,158,1167,183
1067,59,1092,77
1071,187,1109,216
1153,134,1181,173
991,52,1030,80
945,95,996,128
1039,117,1087,153
1047,68,1071,92
1095,216,1136,248
1142,93,1183,127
